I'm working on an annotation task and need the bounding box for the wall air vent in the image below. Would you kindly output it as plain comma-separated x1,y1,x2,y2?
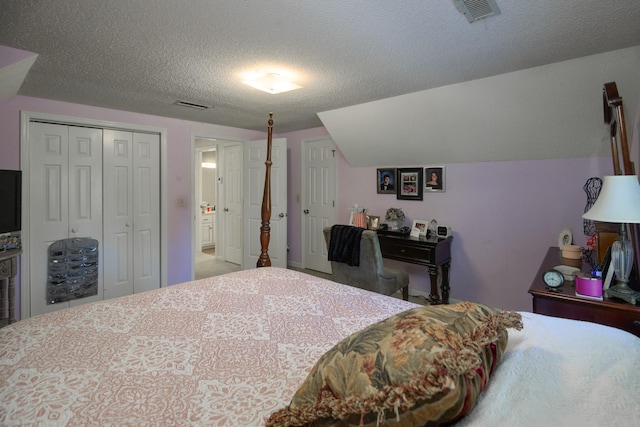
454,0,501,23
173,100,211,110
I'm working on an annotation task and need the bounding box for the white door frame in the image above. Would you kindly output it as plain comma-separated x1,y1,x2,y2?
301,137,337,271
190,133,245,279
19,111,168,319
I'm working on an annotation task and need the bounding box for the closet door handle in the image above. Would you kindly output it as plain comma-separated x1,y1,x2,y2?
71,227,78,233
224,208,229,212
304,209,309,214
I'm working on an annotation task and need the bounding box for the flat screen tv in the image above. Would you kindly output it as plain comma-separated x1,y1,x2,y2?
0,169,22,234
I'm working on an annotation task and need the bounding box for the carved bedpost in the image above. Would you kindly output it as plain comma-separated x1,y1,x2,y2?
257,113,273,268
603,82,634,176
602,82,639,276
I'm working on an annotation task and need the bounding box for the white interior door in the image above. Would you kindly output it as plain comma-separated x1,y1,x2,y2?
224,144,243,265
132,132,160,294
103,130,160,298
103,130,134,299
243,138,287,268
303,138,336,274
29,123,103,316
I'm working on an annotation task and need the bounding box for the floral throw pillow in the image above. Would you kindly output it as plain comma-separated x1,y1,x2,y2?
266,302,523,427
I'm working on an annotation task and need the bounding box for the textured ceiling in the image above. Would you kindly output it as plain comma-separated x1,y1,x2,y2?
1,0,640,133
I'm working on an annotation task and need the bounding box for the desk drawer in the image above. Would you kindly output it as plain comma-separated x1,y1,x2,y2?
532,294,640,338
379,240,433,265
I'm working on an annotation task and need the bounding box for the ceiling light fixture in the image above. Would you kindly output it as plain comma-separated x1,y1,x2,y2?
242,72,302,94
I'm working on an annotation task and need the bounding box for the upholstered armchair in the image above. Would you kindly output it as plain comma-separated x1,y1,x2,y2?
323,227,409,300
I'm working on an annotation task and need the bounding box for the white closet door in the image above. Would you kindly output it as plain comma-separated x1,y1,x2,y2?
29,123,103,316
132,132,160,293
103,129,134,299
67,126,104,307
103,130,160,298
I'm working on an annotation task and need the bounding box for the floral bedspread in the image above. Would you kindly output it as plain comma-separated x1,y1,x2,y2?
0,267,416,426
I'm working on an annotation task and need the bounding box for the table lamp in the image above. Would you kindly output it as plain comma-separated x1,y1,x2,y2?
583,175,640,304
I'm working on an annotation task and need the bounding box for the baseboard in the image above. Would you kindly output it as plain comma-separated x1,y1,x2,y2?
287,260,303,269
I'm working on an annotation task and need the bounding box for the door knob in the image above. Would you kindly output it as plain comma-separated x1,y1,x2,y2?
303,209,309,214
279,212,286,218
224,208,229,212
71,227,78,233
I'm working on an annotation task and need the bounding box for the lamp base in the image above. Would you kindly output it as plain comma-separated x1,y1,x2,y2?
605,284,640,305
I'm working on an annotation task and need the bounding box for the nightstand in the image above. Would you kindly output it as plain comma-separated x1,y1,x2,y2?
529,246,640,337
0,248,21,327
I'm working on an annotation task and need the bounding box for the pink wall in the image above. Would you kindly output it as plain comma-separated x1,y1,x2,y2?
283,126,613,311
0,94,621,316
0,95,262,290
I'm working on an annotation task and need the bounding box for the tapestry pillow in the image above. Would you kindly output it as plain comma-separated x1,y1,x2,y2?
266,302,523,427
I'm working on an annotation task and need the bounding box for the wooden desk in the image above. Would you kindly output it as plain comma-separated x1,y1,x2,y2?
0,249,21,327
529,246,640,337
377,232,452,304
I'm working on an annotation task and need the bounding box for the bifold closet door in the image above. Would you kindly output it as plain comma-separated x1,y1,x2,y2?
103,130,160,299
29,123,104,316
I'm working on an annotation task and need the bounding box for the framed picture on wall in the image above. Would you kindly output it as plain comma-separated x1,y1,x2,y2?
377,168,396,194
425,166,445,192
397,167,423,200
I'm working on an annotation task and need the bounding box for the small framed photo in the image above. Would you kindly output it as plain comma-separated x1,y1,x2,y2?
367,215,380,230
377,168,396,194
425,166,445,192
412,219,429,236
397,168,423,200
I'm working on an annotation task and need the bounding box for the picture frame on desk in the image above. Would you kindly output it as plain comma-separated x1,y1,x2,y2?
600,247,614,290
411,219,428,236
367,215,380,230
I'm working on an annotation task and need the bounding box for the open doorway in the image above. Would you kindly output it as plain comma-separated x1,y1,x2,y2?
193,137,241,280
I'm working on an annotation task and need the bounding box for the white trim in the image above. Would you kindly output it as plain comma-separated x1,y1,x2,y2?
300,136,337,271
287,260,303,269
20,111,168,319
190,132,246,280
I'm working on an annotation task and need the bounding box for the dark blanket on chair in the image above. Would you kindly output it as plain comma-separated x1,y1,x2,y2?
328,225,364,266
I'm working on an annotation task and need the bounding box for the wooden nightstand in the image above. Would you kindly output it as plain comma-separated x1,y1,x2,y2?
0,248,21,327
529,247,640,337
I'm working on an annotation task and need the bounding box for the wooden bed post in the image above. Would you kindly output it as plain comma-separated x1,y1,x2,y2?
257,113,274,267
602,82,640,276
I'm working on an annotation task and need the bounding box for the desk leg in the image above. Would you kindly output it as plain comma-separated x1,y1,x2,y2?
440,262,451,304
428,266,442,304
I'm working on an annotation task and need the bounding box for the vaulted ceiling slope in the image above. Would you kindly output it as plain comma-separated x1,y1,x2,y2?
2,0,640,134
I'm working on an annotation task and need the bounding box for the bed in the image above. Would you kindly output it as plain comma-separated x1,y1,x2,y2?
0,267,639,425
2,115,640,426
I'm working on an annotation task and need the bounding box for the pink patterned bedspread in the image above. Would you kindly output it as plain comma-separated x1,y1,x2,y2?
0,267,417,426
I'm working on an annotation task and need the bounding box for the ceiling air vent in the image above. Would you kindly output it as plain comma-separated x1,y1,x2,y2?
173,100,211,110
454,0,501,23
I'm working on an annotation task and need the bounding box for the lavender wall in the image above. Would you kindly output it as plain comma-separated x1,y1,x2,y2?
283,127,614,311
0,95,263,291
0,94,630,316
